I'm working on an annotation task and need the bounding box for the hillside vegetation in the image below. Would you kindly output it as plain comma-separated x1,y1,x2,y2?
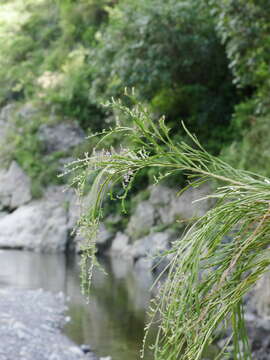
0,0,269,192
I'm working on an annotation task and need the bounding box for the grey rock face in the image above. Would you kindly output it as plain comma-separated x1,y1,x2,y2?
0,186,68,252
0,103,37,145
110,232,130,255
38,122,85,154
74,223,114,253
0,104,16,145
0,288,96,360
0,103,17,122
17,102,37,119
68,190,115,253
96,223,114,247
129,232,171,260
149,185,172,206
127,201,156,240
0,161,32,210
149,183,212,224
252,271,270,318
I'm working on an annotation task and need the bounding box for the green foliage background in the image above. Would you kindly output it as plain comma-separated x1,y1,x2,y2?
1,0,269,183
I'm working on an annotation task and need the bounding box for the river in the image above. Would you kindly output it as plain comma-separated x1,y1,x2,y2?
0,250,155,360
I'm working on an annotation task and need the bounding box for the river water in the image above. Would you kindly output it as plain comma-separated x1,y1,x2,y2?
0,250,155,360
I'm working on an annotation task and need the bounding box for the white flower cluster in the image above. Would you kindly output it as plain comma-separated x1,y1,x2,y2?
123,169,134,185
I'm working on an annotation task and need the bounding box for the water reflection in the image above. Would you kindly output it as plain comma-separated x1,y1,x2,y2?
0,250,155,360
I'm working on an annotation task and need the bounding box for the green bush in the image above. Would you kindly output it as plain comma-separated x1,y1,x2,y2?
0,0,113,131
90,0,240,154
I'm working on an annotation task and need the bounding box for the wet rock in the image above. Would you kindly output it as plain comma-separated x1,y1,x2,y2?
0,103,17,122
0,161,32,210
0,104,16,145
17,102,38,120
80,345,92,354
0,186,68,252
130,232,171,260
0,288,95,360
96,224,114,248
67,190,114,253
109,232,130,256
153,183,212,224
127,201,156,240
0,212,7,219
75,223,114,253
38,122,85,154
149,185,172,206
252,270,270,318
134,257,152,270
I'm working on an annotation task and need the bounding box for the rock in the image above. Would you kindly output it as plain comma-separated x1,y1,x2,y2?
129,232,171,260
110,232,130,256
149,185,173,206
0,288,93,360
96,223,113,247
66,189,82,231
0,104,16,145
80,345,92,354
0,212,7,219
0,186,69,252
170,184,212,220
134,257,153,270
252,270,270,318
58,157,76,173
127,201,156,240
0,103,16,122
0,161,32,210
74,222,114,253
38,122,85,154
67,188,116,252
17,102,37,119
150,183,212,224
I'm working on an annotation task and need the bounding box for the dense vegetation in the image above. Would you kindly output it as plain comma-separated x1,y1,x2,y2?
2,0,269,187
1,0,270,358
0,0,269,185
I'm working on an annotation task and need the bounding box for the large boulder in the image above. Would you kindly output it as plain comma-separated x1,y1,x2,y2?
110,232,130,256
73,223,114,253
67,191,114,253
0,104,15,142
129,232,171,260
38,122,85,154
149,183,212,224
252,271,270,318
0,104,17,157
0,186,69,252
17,102,38,120
114,231,176,273
126,201,156,240
0,103,37,143
0,161,32,210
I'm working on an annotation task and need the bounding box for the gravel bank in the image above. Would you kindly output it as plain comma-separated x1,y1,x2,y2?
0,288,98,360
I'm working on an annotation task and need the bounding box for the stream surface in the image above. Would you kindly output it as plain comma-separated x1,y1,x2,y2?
0,250,155,360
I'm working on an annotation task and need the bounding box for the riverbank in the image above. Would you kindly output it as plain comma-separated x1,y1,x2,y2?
0,288,98,360
0,250,154,360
